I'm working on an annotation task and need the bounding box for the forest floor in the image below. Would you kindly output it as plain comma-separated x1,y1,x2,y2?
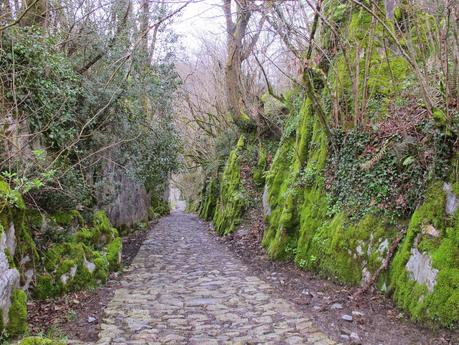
27,211,458,345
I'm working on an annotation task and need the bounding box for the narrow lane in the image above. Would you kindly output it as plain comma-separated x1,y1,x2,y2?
96,212,338,345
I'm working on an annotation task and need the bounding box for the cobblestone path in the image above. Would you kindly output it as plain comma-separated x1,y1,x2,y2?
96,212,338,345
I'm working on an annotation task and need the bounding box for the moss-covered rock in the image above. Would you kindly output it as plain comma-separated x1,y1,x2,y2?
198,177,220,221
34,239,114,299
0,179,37,338
34,210,120,299
6,289,27,337
252,144,267,187
261,138,298,259
261,96,400,288
0,179,125,337
73,210,118,248
262,99,315,259
213,136,248,235
301,213,396,285
35,242,94,299
52,210,84,228
105,237,122,271
389,181,459,327
191,0,457,329
92,210,119,244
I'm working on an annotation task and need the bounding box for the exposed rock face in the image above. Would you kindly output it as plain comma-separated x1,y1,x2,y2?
100,164,150,228
405,248,438,293
84,258,96,273
262,184,271,216
443,183,458,215
0,236,20,326
6,222,16,256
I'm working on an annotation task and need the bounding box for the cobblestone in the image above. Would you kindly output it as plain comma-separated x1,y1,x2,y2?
95,212,339,344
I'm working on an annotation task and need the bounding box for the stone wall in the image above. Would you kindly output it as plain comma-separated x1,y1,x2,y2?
99,162,150,228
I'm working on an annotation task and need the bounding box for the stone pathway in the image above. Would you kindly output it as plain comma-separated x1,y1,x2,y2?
96,212,338,345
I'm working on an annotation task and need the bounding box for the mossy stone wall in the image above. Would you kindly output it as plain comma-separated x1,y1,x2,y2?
213,136,247,235
0,179,33,337
389,179,459,327
195,0,459,328
35,209,122,300
198,177,220,221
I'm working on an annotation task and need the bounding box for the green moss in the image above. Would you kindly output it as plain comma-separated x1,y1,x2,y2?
105,237,122,271
262,142,298,258
348,8,372,43
73,210,118,248
389,181,459,326
35,274,57,300
308,213,362,284
52,210,83,227
235,113,256,132
4,207,40,283
73,227,96,245
433,109,447,125
19,336,65,345
39,243,84,297
0,178,10,195
262,100,319,259
93,210,118,239
4,248,14,267
198,177,220,221
6,289,28,337
300,212,396,285
44,242,82,272
261,93,401,288
33,209,121,299
93,255,109,282
32,208,123,299
213,136,247,235
325,2,414,125
35,242,97,298
252,144,267,187
150,195,170,219
25,209,44,230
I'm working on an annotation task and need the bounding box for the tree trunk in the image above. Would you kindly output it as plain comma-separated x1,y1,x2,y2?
225,42,244,122
21,0,48,28
223,0,258,130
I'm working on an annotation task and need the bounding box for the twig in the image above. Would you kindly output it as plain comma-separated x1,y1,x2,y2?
0,0,40,31
352,227,407,299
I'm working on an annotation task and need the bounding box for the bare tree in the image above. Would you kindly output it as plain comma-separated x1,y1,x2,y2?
223,0,265,128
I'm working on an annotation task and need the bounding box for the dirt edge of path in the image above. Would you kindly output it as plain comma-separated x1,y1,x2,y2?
209,209,458,345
